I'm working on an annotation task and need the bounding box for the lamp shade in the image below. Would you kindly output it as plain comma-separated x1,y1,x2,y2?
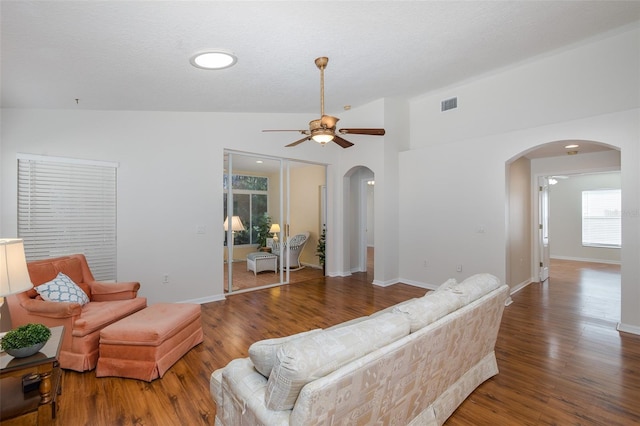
223,216,245,232
269,224,280,234
0,239,33,297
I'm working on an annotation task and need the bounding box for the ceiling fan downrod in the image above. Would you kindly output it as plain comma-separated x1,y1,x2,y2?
315,57,329,120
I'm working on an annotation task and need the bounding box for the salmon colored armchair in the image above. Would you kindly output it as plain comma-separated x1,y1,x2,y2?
5,254,147,372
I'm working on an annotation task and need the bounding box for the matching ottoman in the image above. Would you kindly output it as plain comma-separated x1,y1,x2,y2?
96,303,203,381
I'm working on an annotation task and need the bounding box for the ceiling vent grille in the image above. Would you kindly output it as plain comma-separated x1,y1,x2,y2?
441,97,457,112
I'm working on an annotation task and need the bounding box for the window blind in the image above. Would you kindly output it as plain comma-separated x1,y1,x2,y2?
17,155,118,281
582,189,621,248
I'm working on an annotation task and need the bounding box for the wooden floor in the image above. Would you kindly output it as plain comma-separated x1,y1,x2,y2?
223,260,324,292
49,260,640,425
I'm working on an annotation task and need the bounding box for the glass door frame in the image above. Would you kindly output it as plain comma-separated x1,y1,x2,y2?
225,151,290,292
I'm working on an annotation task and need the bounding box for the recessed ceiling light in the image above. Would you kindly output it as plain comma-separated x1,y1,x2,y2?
256,160,263,164
564,144,579,149
190,50,237,70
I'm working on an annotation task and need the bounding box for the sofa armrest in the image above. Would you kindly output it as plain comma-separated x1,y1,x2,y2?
216,358,290,426
88,281,140,301
20,298,83,319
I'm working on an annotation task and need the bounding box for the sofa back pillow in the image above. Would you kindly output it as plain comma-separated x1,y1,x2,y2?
249,329,323,378
265,312,410,411
53,257,91,297
450,273,501,304
393,289,464,332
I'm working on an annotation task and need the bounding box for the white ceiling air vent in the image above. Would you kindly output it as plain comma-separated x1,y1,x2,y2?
441,97,458,112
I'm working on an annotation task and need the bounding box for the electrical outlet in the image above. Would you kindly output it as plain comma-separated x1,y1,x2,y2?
423,260,428,268
456,264,462,272
163,274,169,284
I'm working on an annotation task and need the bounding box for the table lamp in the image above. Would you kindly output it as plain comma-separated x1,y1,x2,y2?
223,216,245,232
1,239,34,332
269,223,281,242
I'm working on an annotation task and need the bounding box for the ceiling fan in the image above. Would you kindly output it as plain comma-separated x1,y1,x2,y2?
263,57,385,148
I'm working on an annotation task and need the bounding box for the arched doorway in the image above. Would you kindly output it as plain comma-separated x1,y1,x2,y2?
506,139,621,308
343,166,375,279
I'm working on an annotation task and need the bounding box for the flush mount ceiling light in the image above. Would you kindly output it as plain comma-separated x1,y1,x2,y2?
190,50,237,70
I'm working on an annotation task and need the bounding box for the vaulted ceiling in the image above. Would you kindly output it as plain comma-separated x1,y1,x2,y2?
2,1,639,114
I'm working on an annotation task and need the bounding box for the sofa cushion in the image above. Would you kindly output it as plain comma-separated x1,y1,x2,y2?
393,288,464,332
436,278,457,292
27,261,58,286
324,297,420,333
449,273,501,304
35,272,90,305
53,257,91,297
265,312,410,411
52,257,84,285
71,298,147,337
249,329,323,378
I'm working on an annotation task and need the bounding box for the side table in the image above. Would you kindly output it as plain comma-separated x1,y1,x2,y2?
1,325,64,425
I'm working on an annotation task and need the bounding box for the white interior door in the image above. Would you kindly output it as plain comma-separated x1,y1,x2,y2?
538,176,551,282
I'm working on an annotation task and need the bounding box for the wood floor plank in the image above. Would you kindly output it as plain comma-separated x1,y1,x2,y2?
43,260,640,425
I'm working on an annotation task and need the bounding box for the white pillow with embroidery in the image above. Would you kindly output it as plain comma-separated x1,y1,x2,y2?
36,272,90,305
249,329,323,377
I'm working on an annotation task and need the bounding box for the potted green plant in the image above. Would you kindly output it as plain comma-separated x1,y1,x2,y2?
253,212,272,251
316,225,326,275
1,323,51,358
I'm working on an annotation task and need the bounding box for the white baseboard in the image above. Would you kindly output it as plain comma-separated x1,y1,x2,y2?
617,322,640,336
180,294,226,304
509,278,534,296
551,255,621,265
372,279,398,287
397,278,437,291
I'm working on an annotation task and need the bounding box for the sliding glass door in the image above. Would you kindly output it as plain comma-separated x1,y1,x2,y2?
224,151,326,293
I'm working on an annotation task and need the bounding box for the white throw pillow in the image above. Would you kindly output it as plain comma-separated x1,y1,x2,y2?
453,273,501,304
265,312,410,411
249,329,322,378
436,278,458,292
35,272,90,305
393,290,463,332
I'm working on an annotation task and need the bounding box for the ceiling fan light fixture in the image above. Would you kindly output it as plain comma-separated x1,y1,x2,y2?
190,50,237,70
312,131,334,144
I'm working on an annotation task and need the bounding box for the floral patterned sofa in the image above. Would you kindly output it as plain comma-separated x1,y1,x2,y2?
211,273,509,425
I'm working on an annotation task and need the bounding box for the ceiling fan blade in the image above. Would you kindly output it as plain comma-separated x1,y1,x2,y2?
332,135,354,149
320,115,339,129
338,128,386,135
285,135,311,147
263,129,309,134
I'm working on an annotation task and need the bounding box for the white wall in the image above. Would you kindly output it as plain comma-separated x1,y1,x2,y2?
508,156,532,289
409,24,640,149
401,25,640,333
0,109,345,304
548,171,621,263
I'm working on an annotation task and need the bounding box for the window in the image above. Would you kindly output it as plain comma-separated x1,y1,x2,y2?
223,174,268,246
17,154,118,280
582,189,621,248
